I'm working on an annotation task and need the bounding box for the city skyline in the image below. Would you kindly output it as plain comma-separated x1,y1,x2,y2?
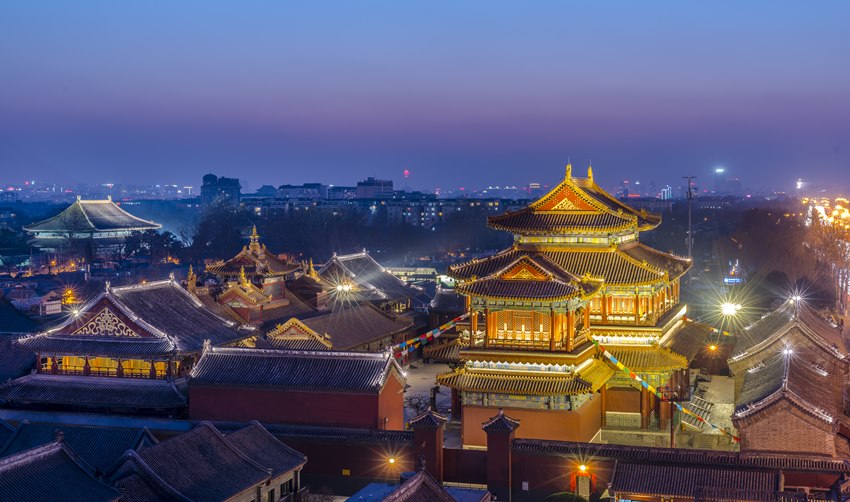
2,2,849,191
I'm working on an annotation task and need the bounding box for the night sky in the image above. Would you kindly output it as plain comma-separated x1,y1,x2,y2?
2,2,849,192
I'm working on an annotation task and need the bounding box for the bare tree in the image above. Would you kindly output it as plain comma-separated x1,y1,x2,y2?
810,215,850,313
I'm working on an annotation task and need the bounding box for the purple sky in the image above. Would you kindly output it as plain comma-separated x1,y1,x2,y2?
1,2,849,193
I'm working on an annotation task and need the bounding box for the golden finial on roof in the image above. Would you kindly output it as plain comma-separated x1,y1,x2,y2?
308,258,318,279
186,265,197,293
565,163,572,179
249,225,261,252
587,164,593,181
239,266,249,287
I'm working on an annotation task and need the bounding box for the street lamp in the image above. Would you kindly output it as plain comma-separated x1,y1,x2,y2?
721,302,741,316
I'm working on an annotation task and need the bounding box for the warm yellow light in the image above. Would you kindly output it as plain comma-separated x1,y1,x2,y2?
709,344,718,352
721,302,740,316
388,458,396,464
578,464,587,472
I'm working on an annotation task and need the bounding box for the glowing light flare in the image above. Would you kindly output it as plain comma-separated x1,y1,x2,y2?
578,464,588,473
720,302,741,316
708,344,718,352
388,458,395,464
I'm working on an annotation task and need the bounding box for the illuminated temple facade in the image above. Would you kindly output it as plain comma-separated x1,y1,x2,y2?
437,165,693,446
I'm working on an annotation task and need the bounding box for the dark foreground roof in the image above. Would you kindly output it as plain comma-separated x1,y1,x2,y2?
225,422,306,477
0,374,188,410
113,422,303,502
0,441,120,502
191,347,402,393
0,336,36,382
0,421,156,475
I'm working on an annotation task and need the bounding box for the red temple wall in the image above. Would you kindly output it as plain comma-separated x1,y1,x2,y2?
461,396,602,447
605,387,640,413
190,385,395,429
378,375,405,431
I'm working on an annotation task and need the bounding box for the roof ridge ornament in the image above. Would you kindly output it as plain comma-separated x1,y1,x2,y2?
587,164,593,181
565,163,572,179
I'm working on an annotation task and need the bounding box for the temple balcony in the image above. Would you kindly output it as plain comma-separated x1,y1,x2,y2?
40,362,169,379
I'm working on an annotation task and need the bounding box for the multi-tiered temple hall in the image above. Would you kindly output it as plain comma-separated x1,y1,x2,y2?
437,165,695,445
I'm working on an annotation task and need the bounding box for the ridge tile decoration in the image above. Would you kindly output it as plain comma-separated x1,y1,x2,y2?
440,165,695,447
71,308,142,338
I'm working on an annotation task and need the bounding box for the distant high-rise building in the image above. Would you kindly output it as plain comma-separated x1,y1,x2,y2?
201,174,241,207
277,183,327,199
356,177,393,198
714,167,727,194
661,185,673,200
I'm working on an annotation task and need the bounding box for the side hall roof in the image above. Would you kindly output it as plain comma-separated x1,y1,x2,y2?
191,346,403,393
318,250,424,303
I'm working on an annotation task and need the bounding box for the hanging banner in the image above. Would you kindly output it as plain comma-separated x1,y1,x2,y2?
393,312,470,358
593,339,740,443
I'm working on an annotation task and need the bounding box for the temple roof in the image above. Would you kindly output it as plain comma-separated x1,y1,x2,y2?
408,408,449,430
454,255,601,302
113,422,291,502
605,344,688,372
730,300,847,364
662,321,714,362
482,410,521,433
487,166,661,236
191,347,404,393
224,422,307,477
436,358,613,396
318,251,425,304
295,302,413,351
734,350,840,423
0,421,157,475
205,227,300,278
0,337,36,382
450,243,689,288
610,463,778,499
262,318,333,351
0,374,188,410
17,279,250,357
0,441,121,502
23,198,160,234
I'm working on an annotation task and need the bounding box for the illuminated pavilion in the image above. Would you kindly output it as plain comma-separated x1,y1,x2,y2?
436,165,694,446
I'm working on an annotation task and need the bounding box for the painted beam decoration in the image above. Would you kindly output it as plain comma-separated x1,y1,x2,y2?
593,339,741,443
393,313,469,357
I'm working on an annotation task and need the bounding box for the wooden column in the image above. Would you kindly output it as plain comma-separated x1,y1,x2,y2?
601,294,608,323
51,355,58,374
549,310,558,351
149,360,157,379
584,305,591,328
566,310,575,351
483,309,491,349
634,294,641,325
116,359,123,377
471,308,479,335
451,388,461,420
600,385,607,427
640,387,650,429
83,356,91,376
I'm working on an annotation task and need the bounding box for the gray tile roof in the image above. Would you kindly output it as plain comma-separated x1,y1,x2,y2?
320,251,420,302
0,441,120,502
191,347,402,393
0,336,36,382
0,421,156,475
298,302,412,350
225,422,306,477
16,280,251,358
114,422,273,501
110,280,250,352
611,463,778,498
662,321,713,361
0,374,187,410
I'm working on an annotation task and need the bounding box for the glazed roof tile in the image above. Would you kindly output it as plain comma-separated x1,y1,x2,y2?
23,199,160,233
225,422,306,477
450,244,686,287
605,344,688,372
191,347,401,393
437,359,612,396
422,339,462,363
429,289,466,313
0,441,120,502
0,374,187,410
0,421,156,475
663,322,714,361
